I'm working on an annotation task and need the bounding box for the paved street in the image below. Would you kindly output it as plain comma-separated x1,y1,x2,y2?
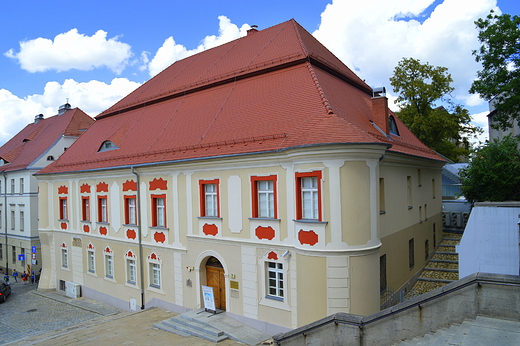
0,278,256,345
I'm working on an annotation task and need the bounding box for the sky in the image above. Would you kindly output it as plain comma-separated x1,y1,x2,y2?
1,0,518,147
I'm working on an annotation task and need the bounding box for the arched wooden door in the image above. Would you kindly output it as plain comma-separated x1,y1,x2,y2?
205,256,226,310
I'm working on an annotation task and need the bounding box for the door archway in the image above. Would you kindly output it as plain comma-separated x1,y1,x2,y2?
205,256,226,310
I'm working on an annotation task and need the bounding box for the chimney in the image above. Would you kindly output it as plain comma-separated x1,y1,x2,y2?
371,87,389,135
58,102,72,115
247,25,259,35
34,114,44,123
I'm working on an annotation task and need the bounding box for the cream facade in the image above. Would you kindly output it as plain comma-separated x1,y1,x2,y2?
37,144,443,331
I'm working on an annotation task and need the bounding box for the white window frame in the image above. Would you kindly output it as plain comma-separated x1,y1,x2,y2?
301,176,318,219
205,184,217,217
88,250,95,273
105,253,114,278
267,261,284,300
19,211,24,231
150,263,161,288
61,248,68,268
258,180,274,218
127,258,137,284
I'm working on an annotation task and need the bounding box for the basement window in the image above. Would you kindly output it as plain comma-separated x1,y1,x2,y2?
98,141,119,152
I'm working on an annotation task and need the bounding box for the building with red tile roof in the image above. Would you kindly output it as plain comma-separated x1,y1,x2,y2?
36,20,445,334
0,104,93,276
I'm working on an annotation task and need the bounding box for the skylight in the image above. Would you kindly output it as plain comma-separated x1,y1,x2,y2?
389,116,400,136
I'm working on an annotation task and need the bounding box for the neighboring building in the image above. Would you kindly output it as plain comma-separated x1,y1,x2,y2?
441,163,471,232
0,104,94,276
36,20,444,333
457,202,520,278
488,98,520,142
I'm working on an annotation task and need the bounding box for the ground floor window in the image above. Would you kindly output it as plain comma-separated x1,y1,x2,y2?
61,248,68,268
127,259,136,284
105,254,113,278
150,263,161,288
267,262,284,300
88,250,95,273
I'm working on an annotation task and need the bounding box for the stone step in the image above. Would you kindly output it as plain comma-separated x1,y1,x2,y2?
417,277,455,283
424,267,458,273
429,259,458,264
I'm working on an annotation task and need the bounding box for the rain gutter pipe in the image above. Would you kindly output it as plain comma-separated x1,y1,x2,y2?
131,167,145,310
2,172,8,275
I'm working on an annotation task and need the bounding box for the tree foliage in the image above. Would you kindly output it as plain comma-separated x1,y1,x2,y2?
459,135,520,203
390,58,481,162
469,11,520,130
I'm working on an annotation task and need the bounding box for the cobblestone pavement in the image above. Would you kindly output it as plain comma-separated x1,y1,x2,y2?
0,278,264,345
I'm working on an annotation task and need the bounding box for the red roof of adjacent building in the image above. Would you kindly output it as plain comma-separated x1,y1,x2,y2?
0,107,94,172
38,20,444,175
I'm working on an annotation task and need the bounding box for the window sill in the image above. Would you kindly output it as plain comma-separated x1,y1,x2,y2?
408,206,413,210
58,219,69,222
249,217,281,221
293,219,328,224
81,221,92,224
380,211,386,215
123,223,138,227
96,222,110,225
150,226,169,230
266,295,284,302
197,216,222,220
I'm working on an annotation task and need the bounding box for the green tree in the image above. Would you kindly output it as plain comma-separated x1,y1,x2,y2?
459,135,520,203
390,57,480,162
469,11,520,130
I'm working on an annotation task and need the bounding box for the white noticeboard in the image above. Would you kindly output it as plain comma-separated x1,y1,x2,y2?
202,285,216,312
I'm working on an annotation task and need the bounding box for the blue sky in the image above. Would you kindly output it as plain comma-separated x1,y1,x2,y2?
1,0,518,146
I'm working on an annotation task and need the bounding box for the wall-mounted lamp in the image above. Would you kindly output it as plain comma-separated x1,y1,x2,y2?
186,266,194,272
230,273,236,279
283,250,291,257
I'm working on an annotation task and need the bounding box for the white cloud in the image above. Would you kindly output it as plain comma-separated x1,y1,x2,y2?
313,0,498,107
5,29,132,74
0,78,140,145
470,110,490,145
146,16,250,77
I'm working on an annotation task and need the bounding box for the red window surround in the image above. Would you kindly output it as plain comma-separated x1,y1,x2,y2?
295,171,323,221
97,195,108,223
251,175,278,219
199,179,220,217
151,194,166,227
59,197,68,220
124,195,137,225
81,196,90,221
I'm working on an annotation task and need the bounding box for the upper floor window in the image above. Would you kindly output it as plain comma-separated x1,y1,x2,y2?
98,141,119,152
10,179,15,194
251,175,277,219
59,197,68,220
151,195,166,227
199,179,219,217
98,196,108,223
19,178,24,194
19,211,24,231
295,171,322,221
81,197,90,222
124,196,137,225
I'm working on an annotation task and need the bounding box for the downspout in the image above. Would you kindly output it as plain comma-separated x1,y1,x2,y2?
3,172,8,275
131,167,145,310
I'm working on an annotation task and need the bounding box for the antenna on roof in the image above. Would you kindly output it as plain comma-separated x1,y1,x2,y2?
247,25,259,36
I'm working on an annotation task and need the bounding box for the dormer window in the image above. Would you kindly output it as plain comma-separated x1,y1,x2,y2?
98,141,119,152
47,156,55,161
389,116,399,136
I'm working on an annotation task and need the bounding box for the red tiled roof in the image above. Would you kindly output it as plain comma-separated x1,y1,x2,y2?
0,108,94,172
38,20,444,175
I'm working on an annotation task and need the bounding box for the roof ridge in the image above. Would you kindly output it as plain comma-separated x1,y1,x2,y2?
306,62,333,115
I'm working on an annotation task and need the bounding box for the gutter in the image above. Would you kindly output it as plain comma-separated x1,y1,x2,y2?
2,172,8,274
131,167,145,310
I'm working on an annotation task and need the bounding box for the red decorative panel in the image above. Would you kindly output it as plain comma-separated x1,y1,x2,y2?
256,226,275,240
203,223,218,236
267,251,278,260
80,184,91,193
96,182,108,192
126,229,136,239
154,231,166,243
148,252,159,260
99,226,108,235
83,224,90,233
60,222,67,230
298,230,319,246
60,242,67,248
123,180,137,191
58,186,68,194
126,250,135,257
104,246,112,253
87,243,94,249
149,178,167,190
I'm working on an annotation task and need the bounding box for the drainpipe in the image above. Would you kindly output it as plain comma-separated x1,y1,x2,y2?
131,167,145,310
3,172,8,275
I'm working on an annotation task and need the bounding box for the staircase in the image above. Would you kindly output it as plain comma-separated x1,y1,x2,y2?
406,232,462,299
395,316,520,345
154,308,270,345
